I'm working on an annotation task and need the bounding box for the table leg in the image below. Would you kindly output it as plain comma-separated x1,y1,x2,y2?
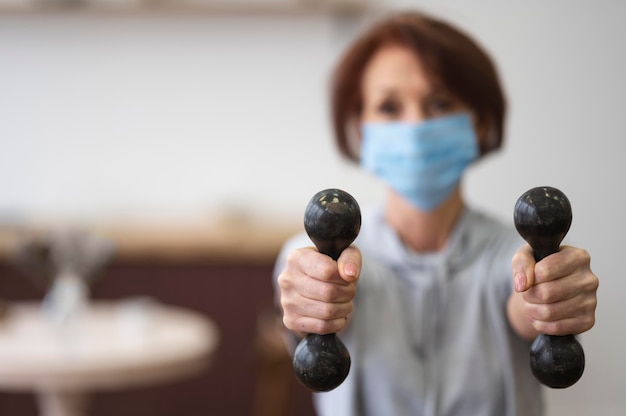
36,390,89,416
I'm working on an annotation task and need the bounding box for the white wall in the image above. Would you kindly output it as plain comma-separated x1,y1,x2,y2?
0,11,364,224
1,1,624,414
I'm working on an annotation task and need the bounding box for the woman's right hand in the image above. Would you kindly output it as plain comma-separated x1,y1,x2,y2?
277,245,361,335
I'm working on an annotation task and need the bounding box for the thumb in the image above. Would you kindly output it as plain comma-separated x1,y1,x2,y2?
337,245,361,283
511,244,536,292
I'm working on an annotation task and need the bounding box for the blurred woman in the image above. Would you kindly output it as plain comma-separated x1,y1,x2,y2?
274,10,598,416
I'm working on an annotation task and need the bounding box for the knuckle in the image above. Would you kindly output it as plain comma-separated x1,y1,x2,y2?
533,285,553,303
320,283,339,301
535,304,554,322
578,248,591,265
535,261,553,281
279,297,296,316
346,283,358,299
282,314,296,331
576,308,596,332
318,302,337,320
542,320,566,336
551,321,566,335
311,320,331,335
345,302,354,317
319,261,338,280
578,317,594,333
346,283,357,299
285,249,302,267
277,272,292,290
585,274,600,292
582,295,597,312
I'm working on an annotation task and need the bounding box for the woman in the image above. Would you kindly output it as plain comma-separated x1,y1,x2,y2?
274,10,598,416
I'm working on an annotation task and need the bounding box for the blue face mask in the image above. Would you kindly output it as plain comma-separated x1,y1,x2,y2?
361,113,479,212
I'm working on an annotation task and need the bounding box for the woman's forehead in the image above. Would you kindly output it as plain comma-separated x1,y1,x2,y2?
361,45,446,96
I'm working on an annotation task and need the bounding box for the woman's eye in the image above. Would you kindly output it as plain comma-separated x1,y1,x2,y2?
426,98,455,116
378,100,400,116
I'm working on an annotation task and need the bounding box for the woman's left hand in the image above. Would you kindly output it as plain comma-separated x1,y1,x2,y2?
510,245,598,337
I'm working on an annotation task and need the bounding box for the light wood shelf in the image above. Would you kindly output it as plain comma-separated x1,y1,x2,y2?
0,216,302,264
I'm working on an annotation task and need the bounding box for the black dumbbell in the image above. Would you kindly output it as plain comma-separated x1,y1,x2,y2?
292,188,361,392
514,186,585,388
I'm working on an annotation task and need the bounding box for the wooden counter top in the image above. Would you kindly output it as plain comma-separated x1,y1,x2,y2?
0,215,303,265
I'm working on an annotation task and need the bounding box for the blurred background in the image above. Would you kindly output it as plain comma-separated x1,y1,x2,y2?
0,0,624,415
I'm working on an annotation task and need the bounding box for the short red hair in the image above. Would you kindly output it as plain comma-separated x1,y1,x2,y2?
331,11,506,161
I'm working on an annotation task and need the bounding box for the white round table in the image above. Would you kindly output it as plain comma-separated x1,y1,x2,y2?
0,300,219,416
